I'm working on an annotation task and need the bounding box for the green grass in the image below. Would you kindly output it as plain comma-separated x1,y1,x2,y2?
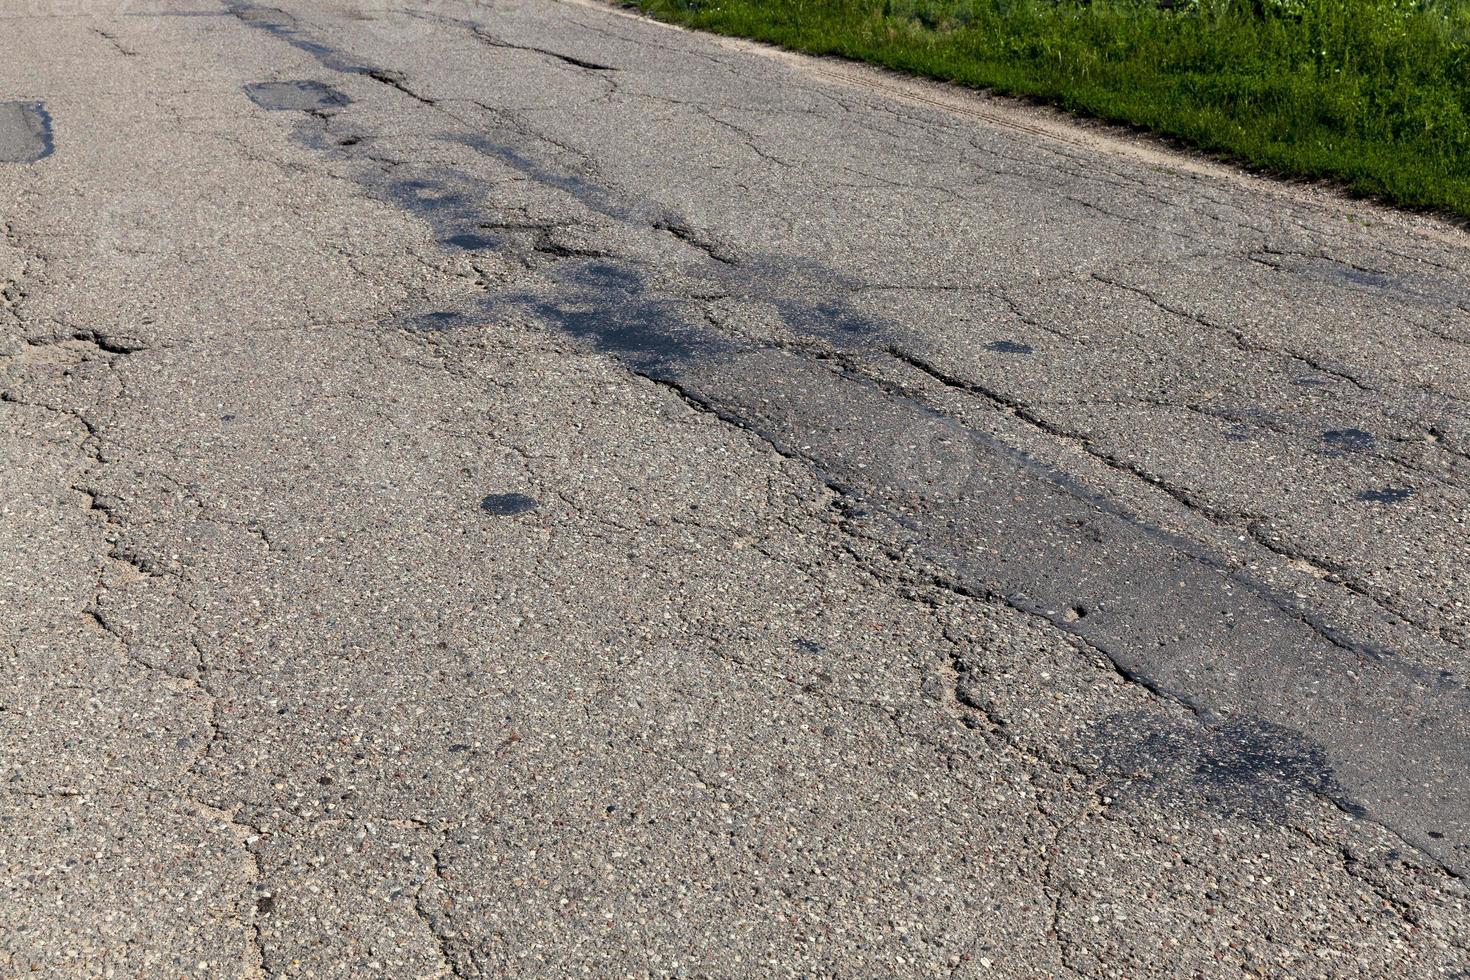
631,0,1470,217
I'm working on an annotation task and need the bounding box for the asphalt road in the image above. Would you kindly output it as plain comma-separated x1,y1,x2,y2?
3,0,1469,975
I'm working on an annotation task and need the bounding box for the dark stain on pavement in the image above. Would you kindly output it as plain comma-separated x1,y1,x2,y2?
226,1,376,74
443,233,500,251
525,293,710,368
1090,713,1354,821
0,102,54,163
480,493,538,516
244,80,351,112
389,177,475,219
459,133,890,347
774,297,882,339
1337,266,1396,290
558,260,643,295
402,310,476,332
460,135,633,224
1358,487,1415,504
503,258,729,369
1322,428,1376,453
986,340,1034,354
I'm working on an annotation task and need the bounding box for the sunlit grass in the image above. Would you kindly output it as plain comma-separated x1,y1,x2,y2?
632,0,1470,217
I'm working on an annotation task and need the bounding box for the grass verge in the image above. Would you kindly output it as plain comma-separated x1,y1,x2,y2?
629,0,1470,218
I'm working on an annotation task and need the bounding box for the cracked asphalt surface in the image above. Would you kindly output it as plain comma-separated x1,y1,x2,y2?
3,0,1470,975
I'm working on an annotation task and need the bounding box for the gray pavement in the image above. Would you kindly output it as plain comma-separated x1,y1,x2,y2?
2,0,1469,975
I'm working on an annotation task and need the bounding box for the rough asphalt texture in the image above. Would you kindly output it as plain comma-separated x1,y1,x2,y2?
3,0,1469,975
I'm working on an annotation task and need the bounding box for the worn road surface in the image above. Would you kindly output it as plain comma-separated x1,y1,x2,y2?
3,0,1470,975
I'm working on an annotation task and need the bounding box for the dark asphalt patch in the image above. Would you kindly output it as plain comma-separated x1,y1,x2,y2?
226,1,376,74
460,135,632,224
526,293,713,369
558,260,643,294
1089,713,1357,821
0,102,53,163
986,340,1034,354
1336,266,1396,290
402,310,477,332
505,259,729,370
368,144,1466,865
1323,428,1376,453
389,177,475,218
1283,253,1470,310
480,493,538,516
775,297,881,338
442,233,500,250
244,80,350,112
1358,487,1415,504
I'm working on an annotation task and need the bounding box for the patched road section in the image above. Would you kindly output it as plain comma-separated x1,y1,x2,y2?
0,101,52,162
2,1,1468,976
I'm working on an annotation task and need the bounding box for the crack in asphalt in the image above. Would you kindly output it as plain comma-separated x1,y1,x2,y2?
1089,273,1382,397
450,17,619,73
1,219,275,968
90,26,137,58
412,842,466,978
884,342,1470,654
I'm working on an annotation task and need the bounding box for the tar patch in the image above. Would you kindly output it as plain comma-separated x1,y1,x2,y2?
442,233,499,251
480,493,538,516
0,102,53,163
1322,428,1376,453
1086,713,1353,821
244,80,350,112
1357,487,1414,504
